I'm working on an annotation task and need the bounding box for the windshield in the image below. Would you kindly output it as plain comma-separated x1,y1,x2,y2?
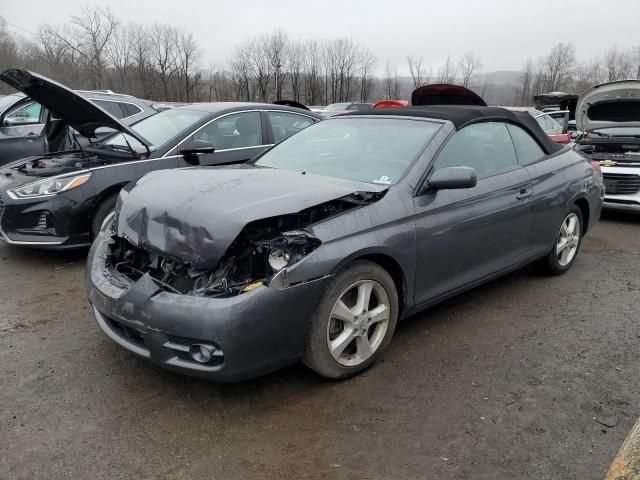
255,117,441,185
324,103,351,111
0,94,22,113
98,108,209,153
591,127,640,137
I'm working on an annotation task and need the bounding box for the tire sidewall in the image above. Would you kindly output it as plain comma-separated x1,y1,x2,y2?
303,260,399,379
91,194,119,240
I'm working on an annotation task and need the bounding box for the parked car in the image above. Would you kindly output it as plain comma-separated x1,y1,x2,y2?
0,69,322,248
0,88,157,166
87,105,603,382
575,80,640,212
321,102,372,116
411,84,487,107
504,107,571,144
372,100,409,109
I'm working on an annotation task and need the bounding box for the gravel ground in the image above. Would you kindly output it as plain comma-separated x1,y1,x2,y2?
1,211,639,480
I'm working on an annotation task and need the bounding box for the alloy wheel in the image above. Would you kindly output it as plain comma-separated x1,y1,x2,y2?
327,280,391,367
556,213,580,267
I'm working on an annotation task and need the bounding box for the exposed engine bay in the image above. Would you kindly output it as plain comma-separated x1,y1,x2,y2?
578,139,640,166
10,151,112,177
104,191,384,297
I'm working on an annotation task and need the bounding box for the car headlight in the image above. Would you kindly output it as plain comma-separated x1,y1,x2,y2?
268,248,291,271
8,173,91,199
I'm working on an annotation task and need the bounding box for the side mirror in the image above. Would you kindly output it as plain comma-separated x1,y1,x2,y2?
180,139,215,165
426,166,477,192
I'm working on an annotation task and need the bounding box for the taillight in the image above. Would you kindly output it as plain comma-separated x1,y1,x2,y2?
590,160,602,173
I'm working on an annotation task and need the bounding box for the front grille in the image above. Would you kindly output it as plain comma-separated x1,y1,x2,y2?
106,316,146,349
603,173,640,195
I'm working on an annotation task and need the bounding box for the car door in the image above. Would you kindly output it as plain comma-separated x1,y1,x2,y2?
506,123,573,254
176,110,270,167
413,121,534,306
0,99,46,164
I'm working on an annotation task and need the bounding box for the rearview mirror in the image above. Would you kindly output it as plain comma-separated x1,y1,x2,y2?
426,166,477,191
180,139,215,165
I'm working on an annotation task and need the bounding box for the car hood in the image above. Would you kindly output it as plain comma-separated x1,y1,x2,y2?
576,80,640,132
0,68,151,147
411,84,487,107
116,165,387,269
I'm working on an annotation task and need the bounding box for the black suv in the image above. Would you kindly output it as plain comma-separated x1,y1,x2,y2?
0,89,157,166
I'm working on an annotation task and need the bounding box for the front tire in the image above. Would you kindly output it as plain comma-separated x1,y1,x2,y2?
538,206,583,275
91,194,118,240
303,260,399,379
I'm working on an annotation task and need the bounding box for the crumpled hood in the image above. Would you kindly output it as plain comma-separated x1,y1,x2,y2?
116,165,386,269
576,80,640,132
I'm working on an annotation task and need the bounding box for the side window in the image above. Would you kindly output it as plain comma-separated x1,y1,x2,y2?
94,100,126,119
189,111,263,150
433,122,518,178
120,102,143,118
5,102,43,125
506,124,545,166
268,111,315,143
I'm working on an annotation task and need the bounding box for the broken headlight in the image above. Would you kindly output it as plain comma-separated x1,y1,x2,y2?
268,248,291,271
8,173,91,199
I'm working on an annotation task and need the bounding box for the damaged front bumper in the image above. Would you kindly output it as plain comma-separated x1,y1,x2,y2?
86,232,330,382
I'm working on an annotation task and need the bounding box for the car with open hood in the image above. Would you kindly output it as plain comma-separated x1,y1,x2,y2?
575,80,640,212
0,69,321,248
86,105,603,382
0,87,157,166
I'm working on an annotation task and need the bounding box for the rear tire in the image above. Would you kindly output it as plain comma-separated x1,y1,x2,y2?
91,193,118,240
302,260,398,379
537,206,583,275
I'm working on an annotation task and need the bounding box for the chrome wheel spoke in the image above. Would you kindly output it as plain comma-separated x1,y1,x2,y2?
330,327,356,359
354,281,374,315
355,336,372,360
557,238,569,252
368,304,389,325
332,300,355,324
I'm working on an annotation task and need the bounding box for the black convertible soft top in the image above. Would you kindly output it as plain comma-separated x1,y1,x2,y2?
344,105,563,155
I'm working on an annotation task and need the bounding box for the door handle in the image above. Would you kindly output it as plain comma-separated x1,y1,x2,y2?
25,133,39,141
516,188,532,200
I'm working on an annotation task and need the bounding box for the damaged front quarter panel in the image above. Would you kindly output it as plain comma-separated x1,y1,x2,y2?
108,167,388,297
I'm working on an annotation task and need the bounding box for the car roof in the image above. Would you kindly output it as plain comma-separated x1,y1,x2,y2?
341,105,563,154
174,102,323,117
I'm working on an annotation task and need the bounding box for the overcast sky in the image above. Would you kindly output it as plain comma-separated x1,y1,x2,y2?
3,0,640,74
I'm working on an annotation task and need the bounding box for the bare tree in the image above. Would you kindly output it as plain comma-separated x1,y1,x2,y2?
302,39,323,105
287,40,304,101
459,51,482,87
407,55,426,88
437,56,457,84
149,23,178,99
266,30,288,101
604,46,632,81
105,23,133,91
382,60,400,99
543,42,575,91
176,29,199,101
358,47,376,102
518,59,534,106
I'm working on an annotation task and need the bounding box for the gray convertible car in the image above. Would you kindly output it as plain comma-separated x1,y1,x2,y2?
86,106,604,382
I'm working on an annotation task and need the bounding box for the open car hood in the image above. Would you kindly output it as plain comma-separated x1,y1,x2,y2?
0,68,151,147
116,165,386,270
576,80,640,132
411,84,487,107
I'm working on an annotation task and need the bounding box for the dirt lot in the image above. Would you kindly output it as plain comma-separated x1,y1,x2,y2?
1,212,639,480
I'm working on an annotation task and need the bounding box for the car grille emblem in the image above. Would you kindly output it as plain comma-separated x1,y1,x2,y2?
600,159,617,167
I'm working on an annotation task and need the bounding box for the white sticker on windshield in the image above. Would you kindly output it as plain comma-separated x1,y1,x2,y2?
373,175,393,185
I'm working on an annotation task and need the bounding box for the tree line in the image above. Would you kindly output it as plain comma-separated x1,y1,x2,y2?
1,7,640,106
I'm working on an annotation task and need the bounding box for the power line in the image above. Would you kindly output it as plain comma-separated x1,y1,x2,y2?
3,18,38,37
